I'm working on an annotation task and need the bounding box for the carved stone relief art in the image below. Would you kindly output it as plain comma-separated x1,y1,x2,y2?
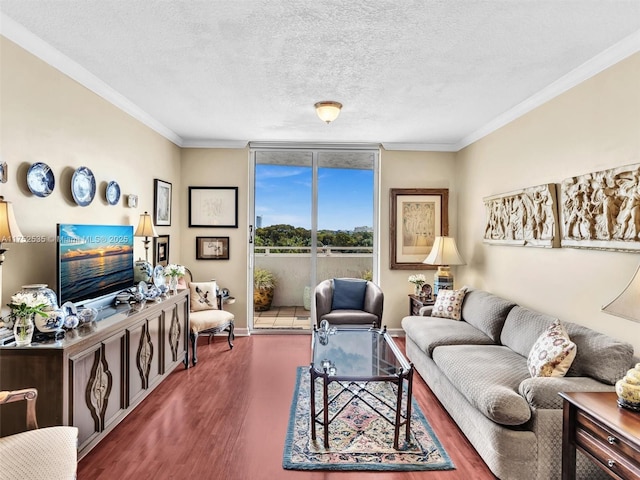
560,163,640,251
483,184,559,248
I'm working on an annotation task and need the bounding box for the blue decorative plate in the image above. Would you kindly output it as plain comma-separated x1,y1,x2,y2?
71,166,96,206
106,180,121,205
27,162,55,197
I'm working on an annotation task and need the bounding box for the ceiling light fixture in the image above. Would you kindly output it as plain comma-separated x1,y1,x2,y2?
314,101,342,124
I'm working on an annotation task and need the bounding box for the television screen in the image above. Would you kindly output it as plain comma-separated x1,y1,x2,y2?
57,224,135,305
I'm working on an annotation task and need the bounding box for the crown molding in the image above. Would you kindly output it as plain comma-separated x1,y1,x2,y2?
456,29,640,151
181,139,249,149
381,142,457,152
0,13,184,147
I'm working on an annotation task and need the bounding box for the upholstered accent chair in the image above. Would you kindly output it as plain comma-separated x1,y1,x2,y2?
181,268,235,366
0,388,78,479
314,278,384,328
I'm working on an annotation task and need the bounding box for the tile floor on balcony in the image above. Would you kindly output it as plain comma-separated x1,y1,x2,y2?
254,306,312,329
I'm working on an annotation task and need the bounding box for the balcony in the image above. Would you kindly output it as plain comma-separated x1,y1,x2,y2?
254,246,373,330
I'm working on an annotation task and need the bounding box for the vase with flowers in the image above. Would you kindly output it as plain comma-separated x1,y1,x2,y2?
408,274,427,296
164,264,186,294
8,292,50,346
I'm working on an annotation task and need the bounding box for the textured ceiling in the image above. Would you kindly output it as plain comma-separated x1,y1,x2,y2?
1,1,639,149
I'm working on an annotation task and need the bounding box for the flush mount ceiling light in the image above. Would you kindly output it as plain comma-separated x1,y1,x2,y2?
314,101,342,124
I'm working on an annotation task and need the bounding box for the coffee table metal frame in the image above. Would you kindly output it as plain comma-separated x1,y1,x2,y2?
309,325,414,449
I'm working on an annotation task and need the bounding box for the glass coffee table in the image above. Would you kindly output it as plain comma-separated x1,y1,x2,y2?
310,325,414,449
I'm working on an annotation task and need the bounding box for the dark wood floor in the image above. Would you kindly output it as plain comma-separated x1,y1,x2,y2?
78,335,496,480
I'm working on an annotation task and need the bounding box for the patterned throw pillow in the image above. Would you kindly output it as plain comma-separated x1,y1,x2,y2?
189,281,219,312
527,320,577,377
431,288,468,320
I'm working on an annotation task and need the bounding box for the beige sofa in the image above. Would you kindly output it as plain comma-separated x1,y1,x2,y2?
402,288,636,480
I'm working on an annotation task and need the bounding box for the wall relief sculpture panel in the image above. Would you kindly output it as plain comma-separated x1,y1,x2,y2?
483,184,559,248
560,163,640,251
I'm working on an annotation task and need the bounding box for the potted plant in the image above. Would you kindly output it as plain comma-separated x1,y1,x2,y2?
254,268,277,312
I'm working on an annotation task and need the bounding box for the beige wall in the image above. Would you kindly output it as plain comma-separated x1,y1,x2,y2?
456,52,640,355
0,37,181,306
379,150,457,328
179,148,249,329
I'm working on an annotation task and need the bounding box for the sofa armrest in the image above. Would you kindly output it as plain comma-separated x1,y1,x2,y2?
418,305,434,316
519,376,615,410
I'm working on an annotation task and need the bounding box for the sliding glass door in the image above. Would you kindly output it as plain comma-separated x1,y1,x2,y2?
250,146,379,331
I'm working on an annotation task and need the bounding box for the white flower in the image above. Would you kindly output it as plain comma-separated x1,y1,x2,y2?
9,292,50,317
164,264,185,278
408,274,427,285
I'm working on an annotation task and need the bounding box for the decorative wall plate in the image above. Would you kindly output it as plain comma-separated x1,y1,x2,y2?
71,166,96,206
27,162,55,197
106,181,121,205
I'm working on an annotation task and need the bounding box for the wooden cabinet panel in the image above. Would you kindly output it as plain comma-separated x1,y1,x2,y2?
0,291,189,459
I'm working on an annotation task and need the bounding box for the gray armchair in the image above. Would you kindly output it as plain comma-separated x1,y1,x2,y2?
314,278,384,328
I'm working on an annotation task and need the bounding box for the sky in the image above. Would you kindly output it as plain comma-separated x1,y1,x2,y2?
255,164,373,231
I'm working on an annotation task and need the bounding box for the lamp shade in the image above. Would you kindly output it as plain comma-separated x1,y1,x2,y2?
0,196,24,243
134,211,158,238
423,236,465,266
602,263,640,323
314,101,342,123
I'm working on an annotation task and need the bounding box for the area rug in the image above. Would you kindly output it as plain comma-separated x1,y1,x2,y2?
282,366,455,471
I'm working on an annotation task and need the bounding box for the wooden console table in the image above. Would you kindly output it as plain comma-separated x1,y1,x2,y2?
408,294,435,316
560,391,640,480
0,290,189,459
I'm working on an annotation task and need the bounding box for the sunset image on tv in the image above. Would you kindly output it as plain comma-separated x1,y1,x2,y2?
57,224,134,304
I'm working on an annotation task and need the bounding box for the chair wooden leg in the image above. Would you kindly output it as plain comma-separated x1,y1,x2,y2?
190,331,198,367
227,323,235,349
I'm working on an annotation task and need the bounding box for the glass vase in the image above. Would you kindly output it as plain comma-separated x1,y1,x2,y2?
13,315,35,347
414,284,423,296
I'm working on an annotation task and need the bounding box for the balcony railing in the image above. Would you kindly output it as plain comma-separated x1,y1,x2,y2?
254,246,373,308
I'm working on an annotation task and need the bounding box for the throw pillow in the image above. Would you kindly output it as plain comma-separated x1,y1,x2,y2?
431,287,468,320
331,278,367,310
189,281,219,312
527,320,577,377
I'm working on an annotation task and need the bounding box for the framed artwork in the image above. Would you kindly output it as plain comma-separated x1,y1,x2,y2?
189,186,238,228
390,188,449,269
153,235,170,266
196,236,230,260
154,179,172,226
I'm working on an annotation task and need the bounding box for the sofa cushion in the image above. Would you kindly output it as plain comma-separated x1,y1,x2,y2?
432,287,467,320
501,306,558,357
402,315,496,356
564,321,634,385
331,278,367,310
527,320,576,377
432,344,532,425
460,289,516,342
321,310,378,325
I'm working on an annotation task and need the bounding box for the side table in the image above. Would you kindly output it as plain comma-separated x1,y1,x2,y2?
559,391,640,480
408,294,435,316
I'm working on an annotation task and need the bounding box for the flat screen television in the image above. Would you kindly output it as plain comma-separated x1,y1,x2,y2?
56,223,135,306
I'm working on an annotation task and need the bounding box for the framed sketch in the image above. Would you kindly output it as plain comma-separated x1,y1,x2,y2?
154,179,172,226
189,186,238,228
390,188,449,269
196,236,230,260
153,235,170,266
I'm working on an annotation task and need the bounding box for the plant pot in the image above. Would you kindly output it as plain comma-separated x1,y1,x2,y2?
254,287,274,312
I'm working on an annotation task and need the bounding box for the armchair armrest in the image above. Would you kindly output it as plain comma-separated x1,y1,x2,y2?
0,388,38,430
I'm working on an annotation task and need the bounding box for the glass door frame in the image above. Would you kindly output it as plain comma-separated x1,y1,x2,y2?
248,143,381,332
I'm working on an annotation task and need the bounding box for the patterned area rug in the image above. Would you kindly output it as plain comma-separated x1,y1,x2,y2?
283,366,455,471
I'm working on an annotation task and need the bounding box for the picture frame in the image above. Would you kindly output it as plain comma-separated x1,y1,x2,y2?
390,188,449,270
153,235,170,267
154,179,172,226
196,236,230,260
189,186,238,228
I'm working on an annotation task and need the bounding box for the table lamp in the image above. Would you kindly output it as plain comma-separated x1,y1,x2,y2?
422,236,465,295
